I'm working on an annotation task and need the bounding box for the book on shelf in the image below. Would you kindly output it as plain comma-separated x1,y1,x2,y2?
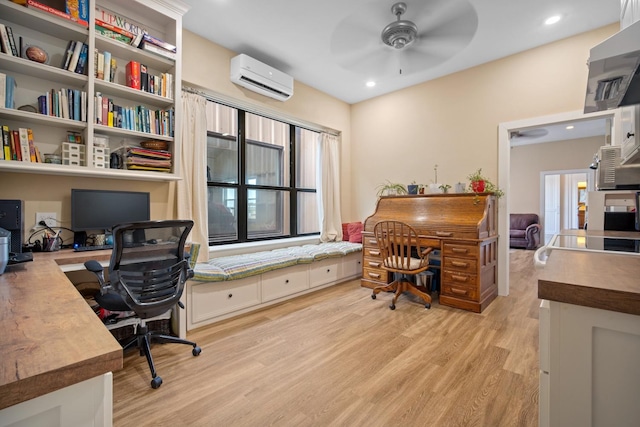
140,64,148,92
11,130,21,161
65,0,88,25
103,51,111,82
94,25,132,44
130,33,144,48
126,60,140,90
4,26,19,57
27,128,37,162
37,94,47,115
74,42,88,74
95,50,104,79
61,40,75,69
139,41,176,60
67,41,83,72
0,73,5,108
1,125,11,161
95,18,134,38
5,75,17,109
141,33,176,53
0,24,13,56
95,5,148,36
110,57,117,82
26,0,89,27
18,128,30,162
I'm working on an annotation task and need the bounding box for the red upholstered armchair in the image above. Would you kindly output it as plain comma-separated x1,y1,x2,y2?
509,213,541,250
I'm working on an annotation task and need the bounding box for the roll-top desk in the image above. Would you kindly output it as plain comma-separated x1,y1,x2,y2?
361,193,498,313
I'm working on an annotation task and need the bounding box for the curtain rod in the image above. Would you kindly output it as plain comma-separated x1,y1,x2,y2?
182,85,341,137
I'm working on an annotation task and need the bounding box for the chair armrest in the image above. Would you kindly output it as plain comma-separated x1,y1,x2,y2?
84,260,109,294
420,247,434,258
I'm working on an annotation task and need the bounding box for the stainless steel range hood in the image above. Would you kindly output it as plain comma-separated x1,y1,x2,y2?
584,20,640,113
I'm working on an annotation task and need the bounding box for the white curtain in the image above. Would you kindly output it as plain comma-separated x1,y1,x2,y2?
318,132,342,242
178,92,209,261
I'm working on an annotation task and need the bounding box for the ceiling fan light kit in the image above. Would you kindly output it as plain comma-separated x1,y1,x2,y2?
381,2,418,49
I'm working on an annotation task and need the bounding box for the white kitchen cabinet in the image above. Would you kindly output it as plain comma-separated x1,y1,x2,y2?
621,0,640,28
543,300,640,426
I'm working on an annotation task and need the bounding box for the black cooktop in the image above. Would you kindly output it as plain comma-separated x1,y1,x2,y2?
553,235,640,253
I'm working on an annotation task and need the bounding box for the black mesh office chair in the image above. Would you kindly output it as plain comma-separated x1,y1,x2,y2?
84,219,201,389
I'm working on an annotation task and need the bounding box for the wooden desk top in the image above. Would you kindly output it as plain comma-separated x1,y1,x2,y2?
538,231,640,316
0,250,122,410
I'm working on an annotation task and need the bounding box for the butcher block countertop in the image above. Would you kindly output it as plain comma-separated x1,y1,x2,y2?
538,230,640,316
0,250,122,410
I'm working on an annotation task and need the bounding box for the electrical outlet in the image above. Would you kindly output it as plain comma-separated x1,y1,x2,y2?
36,212,57,227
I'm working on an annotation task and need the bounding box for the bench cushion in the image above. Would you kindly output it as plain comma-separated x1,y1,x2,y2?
192,242,362,282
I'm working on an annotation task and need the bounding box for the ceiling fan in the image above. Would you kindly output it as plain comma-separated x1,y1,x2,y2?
330,0,478,77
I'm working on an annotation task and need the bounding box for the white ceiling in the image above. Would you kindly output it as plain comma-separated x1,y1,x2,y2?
181,0,620,105
510,118,609,147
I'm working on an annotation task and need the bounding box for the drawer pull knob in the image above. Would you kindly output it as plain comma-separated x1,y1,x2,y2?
451,274,468,282
451,287,468,295
452,248,468,254
368,239,377,244
451,261,468,268
436,231,453,237
327,269,331,273
369,250,380,256
368,272,381,279
285,279,289,283
228,293,233,298
369,261,381,267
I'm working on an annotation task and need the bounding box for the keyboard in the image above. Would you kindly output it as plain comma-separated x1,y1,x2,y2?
73,244,113,252
8,252,34,264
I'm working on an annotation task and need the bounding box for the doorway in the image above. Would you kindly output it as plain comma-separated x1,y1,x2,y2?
541,170,591,244
497,109,619,297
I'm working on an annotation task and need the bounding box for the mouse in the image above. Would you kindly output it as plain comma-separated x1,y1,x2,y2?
147,239,158,244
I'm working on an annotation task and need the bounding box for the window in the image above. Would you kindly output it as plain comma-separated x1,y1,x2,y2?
206,102,320,244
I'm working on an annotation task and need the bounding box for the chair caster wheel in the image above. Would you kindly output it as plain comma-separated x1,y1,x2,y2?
389,304,395,310
151,376,163,389
192,346,202,356
371,293,376,300
425,303,431,309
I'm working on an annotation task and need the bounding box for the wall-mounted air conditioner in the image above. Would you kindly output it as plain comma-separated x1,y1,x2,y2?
230,54,293,101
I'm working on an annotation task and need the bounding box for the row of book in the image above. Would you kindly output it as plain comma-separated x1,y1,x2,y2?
94,92,174,137
93,8,176,61
125,61,173,98
38,88,87,122
61,40,89,75
10,0,89,27
94,50,117,83
0,23,19,57
0,73,17,109
116,146,172,173
1,125,43,162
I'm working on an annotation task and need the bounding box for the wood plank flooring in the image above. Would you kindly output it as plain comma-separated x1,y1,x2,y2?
112,249,540,426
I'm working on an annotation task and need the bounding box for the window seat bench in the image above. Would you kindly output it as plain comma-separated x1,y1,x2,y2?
186,242,362,330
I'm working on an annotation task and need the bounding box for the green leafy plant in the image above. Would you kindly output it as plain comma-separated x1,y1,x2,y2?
376,180,408,197
466,168,504,198
439,184,451,193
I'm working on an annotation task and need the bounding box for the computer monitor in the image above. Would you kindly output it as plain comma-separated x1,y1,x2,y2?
71,189,150,235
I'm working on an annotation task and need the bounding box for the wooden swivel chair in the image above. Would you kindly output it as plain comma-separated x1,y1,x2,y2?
84,220,201,389
371,220,434,310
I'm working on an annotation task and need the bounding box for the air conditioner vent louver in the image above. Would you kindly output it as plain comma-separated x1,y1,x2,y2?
230,54,293,101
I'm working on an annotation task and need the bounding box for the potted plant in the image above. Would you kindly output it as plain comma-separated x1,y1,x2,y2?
439,184,451,193
466,168,504,198
376,180,408,197
407,181,419,194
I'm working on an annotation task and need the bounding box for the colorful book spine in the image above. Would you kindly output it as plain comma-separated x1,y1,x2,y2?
1,125,10,160
66,0,88,25
67,41,83,72
11,130,20,161
18,128,30,162
5,75,16,109
141,33,176,53
0,24,12,55
5,26,18,56
103,51,111,82
139,41,176,60
126,60,140,90
27,128,37,162
74,42,89,74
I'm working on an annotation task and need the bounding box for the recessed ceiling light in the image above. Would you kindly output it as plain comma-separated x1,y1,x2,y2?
565,125,574,130
366,81,376,88
545,15,561,25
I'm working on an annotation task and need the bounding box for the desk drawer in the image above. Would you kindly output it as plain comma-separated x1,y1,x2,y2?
442,270,478,287
442,242,479,259
441,282,478,301
442,256,477,274
363,267,389,283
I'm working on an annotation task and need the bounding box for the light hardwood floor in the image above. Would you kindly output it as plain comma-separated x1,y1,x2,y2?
113,250,540,426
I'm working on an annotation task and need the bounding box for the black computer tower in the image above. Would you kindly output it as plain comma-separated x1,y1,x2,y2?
0,200,23,253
